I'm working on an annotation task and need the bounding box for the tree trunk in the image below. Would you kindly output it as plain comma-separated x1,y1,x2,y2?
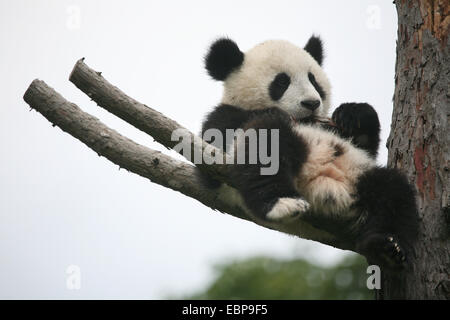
384,0,449,299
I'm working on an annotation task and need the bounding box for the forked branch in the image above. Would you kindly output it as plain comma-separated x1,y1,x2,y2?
23,60,355,252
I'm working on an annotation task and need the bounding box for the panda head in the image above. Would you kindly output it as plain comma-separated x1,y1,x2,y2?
205,36,331,121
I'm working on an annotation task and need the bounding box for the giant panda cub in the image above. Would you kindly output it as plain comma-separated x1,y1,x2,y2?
200,36,418,268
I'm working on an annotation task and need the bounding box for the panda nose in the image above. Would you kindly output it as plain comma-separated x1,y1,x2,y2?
301,100,320,111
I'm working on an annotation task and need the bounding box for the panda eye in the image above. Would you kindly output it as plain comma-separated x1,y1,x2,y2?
308,72,326,100
269,72,291,101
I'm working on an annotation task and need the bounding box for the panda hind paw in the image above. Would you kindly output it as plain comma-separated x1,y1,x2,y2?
383,236,407,267
265,197,310,222
359,233,407,270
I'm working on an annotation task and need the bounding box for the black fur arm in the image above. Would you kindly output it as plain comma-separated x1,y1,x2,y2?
201,104,250,151
331,103,381,158
199,104,251,188
229,107,309,219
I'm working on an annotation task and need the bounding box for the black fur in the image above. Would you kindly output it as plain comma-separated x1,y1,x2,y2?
199,104,251,188
308,72,326,100
201,104,250,151
269,73,291,101
199,104,309,196
353,167,419,268
304,35,323,66
205,38,244,81
332,103,381,158
229,108,309,218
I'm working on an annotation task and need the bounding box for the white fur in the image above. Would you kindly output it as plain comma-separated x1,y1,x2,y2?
266,197,310,221
216,182,335,244
293,125,376,218
221,40,331,120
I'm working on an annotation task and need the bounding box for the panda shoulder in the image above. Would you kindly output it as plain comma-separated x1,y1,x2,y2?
202,104,250,133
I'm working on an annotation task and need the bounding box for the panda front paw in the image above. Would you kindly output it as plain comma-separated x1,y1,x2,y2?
332,103,379,137
331,103,380,157
245,107,293,130
266,197,310,222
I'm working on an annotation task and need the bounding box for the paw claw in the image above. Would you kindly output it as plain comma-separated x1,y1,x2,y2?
361,234,407,269
384,236,406,267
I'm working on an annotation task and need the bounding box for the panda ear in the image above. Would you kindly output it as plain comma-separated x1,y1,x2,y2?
304,35,323,66
205,38,244,81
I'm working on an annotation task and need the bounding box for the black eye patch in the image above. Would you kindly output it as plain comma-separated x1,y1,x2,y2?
308,72,326,100
269,72,291,101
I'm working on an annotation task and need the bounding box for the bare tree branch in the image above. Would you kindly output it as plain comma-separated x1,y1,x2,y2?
23,68,354,252
69,58,229,184
23,79,248,221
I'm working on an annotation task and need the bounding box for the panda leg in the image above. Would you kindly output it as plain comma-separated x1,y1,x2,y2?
353,167,419,269
231,108,310,222
234,165,310,222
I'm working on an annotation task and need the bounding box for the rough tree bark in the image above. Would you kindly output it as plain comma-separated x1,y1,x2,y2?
385,0,449,299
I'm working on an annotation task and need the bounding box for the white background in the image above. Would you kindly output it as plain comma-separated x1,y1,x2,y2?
0,0,397,298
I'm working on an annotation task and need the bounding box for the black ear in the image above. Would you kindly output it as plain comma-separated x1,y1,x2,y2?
205,38,244,81
304,35,323,66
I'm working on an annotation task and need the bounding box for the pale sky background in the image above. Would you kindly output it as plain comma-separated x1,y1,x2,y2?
0,0,397,299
